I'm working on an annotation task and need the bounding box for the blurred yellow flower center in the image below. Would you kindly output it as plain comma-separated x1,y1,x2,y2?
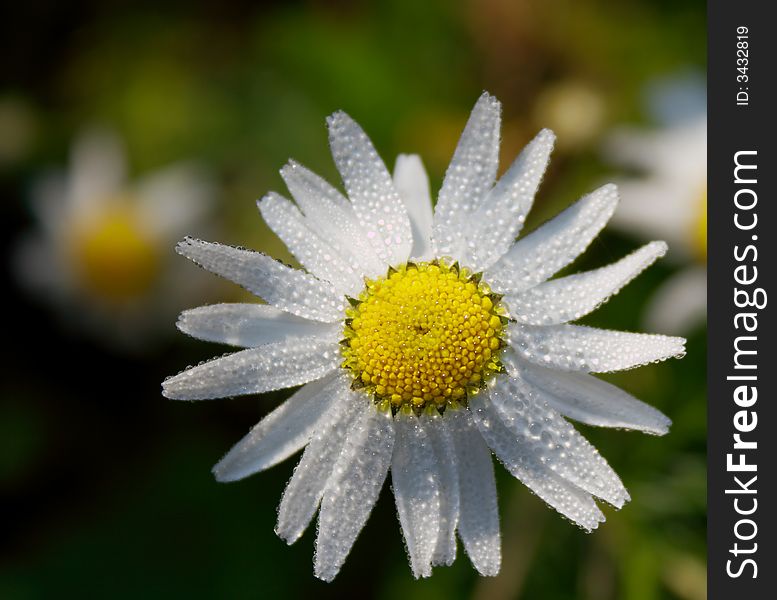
341,261,506,411
69,204,161,301
692,186,707,261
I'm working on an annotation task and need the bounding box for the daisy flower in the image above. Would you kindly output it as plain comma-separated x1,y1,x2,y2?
15,129,215,347
604,76,707,334
163,93,685,581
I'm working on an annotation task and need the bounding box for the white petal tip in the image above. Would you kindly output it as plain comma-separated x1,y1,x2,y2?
475,564,501,577
161,376,192,401
539,127,556,138
313,567,337,583
274,527,303,546
476,90,501,109
160,378,177,399
326,110,352,129
649,240,669,257
211,458,246,483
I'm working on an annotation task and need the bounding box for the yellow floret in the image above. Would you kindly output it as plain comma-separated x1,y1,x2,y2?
341,261,506,411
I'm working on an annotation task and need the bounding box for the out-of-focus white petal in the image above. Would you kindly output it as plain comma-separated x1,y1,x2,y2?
485,184,619,295
507,354,671,435
393,154,434,261
276,379,360,544
392,410,441,578
644,266,707,335
212,373,341,482
486,375,629,508
176,238,345,322
161,334,340,400
508,241,667,325
508,323,686,373
280,160,386,278
421,410,460,567
470,394,605,531
446,406,501,576
327,111,412,266
464,129,555,271
258,193,363,295
432,92,502,261
136,163,214,237
69,129,126,216
314,402,395,582
177,303,337,348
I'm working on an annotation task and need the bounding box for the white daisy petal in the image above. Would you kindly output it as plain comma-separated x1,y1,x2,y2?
446,407,501,576
258,192,363,295
509,323,686,373
485,183,619,294
486,375,629,508
177,303,337,348
280,160,386,277
275,379,361,544
327,111,412,266
470,394,605,531
393,154,434,261
392,410,441,578
432,92,502,260
421,410,460,567
509,355,671,435
176,237,345,322
162,335,340,400
508,241,668,325
212,373,341,482
315,402,395,582
464,129,556,271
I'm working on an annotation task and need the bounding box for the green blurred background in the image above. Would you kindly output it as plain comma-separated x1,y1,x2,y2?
1,1,706,598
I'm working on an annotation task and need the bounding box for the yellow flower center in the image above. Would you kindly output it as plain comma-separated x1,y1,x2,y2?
68,203,161,302
691,186,707,261
341,261,507,411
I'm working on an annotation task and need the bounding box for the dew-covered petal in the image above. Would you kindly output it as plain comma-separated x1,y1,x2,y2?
212,373,341,482
485,374,629,508
176,237,345,322
508,354,671,435
469,394,605,531
276,377,361,544
392,410,441,578
508,323,686,373
280,160,385,277
421,410,460,567
327,111,412,266
177,303,337,348
393,154,434,261
258,192,363,295
446,407,500,576
507,241,668,325
315,402,395,582
464,129,555,271
432,93,502,260
162,334,341,400
485,184,619,295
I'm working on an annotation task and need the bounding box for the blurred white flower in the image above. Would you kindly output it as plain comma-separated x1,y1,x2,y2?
604,75,706,334
164,93,684,581
15,129,216,347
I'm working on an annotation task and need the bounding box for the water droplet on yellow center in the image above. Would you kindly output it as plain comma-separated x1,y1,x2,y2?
341,261,507,411
68,203,161,301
